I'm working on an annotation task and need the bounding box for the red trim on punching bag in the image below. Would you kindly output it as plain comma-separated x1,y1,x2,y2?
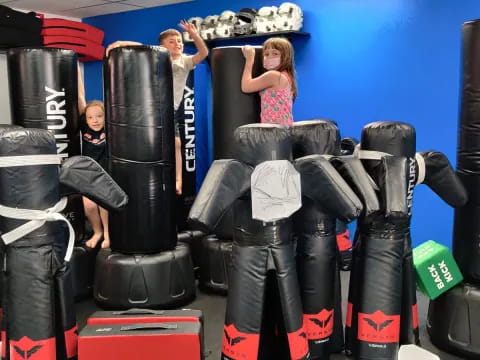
64,325,78,359
303,308,334,341
222,324,259,360
336,230,352,252
412,304,419,330
357,310,400,344
346,302,353,328
9,336,55,360
287,326,309,360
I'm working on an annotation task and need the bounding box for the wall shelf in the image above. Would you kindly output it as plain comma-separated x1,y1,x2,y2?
185,30,310,48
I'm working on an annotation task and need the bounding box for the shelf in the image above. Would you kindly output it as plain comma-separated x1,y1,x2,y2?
185,31,310,47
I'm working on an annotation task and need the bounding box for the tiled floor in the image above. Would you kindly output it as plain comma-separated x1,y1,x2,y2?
76,271,467,359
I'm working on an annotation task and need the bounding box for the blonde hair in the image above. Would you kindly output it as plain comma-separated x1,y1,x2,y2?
158,29,182,45
262,37,297,100
84,100,104,115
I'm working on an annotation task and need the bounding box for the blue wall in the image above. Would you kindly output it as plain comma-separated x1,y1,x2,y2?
83,0,480,249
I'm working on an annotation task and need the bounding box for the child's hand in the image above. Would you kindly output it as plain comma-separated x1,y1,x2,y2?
242,46,255,62
105,40,142,56
176,179,183,195
179,20,198,37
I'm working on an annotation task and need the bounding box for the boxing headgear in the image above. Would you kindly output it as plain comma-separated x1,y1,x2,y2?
233,8,257,36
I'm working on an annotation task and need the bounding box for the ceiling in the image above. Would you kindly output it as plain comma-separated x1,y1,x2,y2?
0,0,193,18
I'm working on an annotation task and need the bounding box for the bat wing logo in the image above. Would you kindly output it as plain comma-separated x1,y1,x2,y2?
379,319,393,331
224,329,231,344
231,337,246,346
13,344,43,359
363,317,394,332
309,313,333,328
363,317,380,331
224,329,246,346
309,318,324,327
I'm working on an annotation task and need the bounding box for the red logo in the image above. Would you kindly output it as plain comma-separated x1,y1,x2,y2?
358,310,400,343
221,324,259,360
304,309,334,340
287,326,309,360
10,336,55,360
65,325,78,358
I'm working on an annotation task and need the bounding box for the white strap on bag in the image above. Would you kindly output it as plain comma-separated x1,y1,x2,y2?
415,152,426,185
0,154,75,262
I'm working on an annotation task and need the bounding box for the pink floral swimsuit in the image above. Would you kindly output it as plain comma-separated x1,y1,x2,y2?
259,72,293,127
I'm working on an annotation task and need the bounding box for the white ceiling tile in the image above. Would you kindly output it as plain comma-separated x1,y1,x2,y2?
12,0,108,12
56,2,142,17
123,0,192,7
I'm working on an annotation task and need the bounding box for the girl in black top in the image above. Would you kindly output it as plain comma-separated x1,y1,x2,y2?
82,100,110,249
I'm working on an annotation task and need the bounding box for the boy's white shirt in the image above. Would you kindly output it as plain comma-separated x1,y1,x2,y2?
172,54,195,111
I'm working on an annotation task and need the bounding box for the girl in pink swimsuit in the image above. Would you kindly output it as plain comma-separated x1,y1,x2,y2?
241,37,297,127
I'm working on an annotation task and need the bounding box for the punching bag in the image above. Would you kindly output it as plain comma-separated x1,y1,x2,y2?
7,48,80,158
0,129,63,360
105,46,177,253
344,122,419,360
211,46,263,159
453,19,480,283
210,46,263,239
6,47,84,250
292,119,343,359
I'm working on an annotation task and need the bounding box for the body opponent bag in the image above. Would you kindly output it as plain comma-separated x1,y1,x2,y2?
189,123,363,360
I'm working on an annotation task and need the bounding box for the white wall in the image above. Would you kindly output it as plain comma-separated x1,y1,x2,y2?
0,9,82,126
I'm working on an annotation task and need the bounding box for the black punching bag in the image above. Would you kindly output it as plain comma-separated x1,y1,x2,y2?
211,46,263,159
105,46,177,253
6,48,80,158
210,46,263,239
292,120,342,359
6,47,84,250
0,128,63,360
453,19,480,283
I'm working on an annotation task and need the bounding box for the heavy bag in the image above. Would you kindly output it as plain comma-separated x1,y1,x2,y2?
104,46,177,253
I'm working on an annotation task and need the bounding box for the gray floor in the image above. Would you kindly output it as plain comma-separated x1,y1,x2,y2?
76,271,465,360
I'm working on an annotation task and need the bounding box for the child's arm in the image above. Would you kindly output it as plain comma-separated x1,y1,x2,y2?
77,63,86,114
179,20,209,65
175,137,182,195
241,46,278,93
105,40,143,56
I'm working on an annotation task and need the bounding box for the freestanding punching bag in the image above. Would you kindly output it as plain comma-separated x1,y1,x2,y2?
428,19,480,358
94,46,195,309
211,46,263,160
291,119,345,359
6,47,84,250
189,123,363,360
6,48,80,159
0,129,65,360
105,46,176,253
337,121,467,360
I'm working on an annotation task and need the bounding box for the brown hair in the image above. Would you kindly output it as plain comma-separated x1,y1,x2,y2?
158,29,182,45
85,100,104,115
262,37,297,100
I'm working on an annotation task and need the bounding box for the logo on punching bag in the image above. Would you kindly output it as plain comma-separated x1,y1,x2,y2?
45,86,69,158
358,310,400,343
10,336,54,360
407,157,416,216
305,308,334,340
183,85,195,172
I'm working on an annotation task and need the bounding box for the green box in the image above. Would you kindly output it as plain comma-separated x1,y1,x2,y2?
413,240,463,300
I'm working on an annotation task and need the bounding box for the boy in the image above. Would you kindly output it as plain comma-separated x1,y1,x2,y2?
106,21,208,195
